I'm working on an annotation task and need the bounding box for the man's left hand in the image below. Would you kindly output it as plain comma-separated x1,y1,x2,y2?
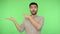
24,14,31,19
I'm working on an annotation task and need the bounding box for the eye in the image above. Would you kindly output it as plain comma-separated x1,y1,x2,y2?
34,6,37,8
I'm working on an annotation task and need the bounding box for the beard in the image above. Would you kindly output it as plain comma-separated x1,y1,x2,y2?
31,11,37,15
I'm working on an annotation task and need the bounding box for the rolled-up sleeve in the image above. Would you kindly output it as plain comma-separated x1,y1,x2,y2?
37,17,44,30
19,23,25,32
19,19,25,32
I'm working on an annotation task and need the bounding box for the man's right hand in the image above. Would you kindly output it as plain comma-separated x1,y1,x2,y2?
6,17,21,31
6,17,16,22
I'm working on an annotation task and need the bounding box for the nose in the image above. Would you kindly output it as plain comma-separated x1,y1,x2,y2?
32,7,35,10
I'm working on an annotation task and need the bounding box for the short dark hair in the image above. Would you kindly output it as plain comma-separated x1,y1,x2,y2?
29,2,38,7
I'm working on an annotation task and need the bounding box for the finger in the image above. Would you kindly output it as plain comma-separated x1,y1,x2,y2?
24,14,26,16
11,17,13,18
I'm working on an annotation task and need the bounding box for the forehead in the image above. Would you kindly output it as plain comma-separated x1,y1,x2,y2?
30,5,37,7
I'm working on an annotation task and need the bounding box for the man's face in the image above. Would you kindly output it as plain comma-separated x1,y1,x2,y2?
30,5,38,15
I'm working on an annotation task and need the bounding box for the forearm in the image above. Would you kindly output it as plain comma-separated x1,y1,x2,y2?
12,20,20,31
29,17,39,29
6,17,23,31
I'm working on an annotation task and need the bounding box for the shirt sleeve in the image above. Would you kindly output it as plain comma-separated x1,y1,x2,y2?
19,19,25,32
37,16,44,31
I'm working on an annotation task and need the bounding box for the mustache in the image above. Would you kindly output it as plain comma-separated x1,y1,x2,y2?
31,11,37,15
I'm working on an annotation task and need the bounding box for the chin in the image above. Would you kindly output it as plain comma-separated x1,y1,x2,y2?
32,14,36,15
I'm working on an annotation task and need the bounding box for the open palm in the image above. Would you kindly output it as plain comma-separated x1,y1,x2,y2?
6,17,15,21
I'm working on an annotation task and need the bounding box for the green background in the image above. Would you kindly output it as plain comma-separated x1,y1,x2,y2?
0,0,60,34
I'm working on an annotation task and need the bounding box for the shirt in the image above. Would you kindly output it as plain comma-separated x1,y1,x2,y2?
19,15,44,34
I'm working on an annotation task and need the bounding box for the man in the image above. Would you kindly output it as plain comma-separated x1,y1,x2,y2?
6,2,44,34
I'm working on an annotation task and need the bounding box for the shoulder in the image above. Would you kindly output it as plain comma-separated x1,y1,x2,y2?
37,16,44,19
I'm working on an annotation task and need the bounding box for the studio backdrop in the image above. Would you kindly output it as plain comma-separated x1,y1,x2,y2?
0,0,60,34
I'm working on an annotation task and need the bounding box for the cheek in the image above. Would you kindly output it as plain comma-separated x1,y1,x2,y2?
34,8,37,11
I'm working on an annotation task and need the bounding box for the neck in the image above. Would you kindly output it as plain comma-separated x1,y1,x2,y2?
31,14,36,17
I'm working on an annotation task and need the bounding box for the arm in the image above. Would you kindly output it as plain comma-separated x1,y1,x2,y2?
24,14,44,30
29,17,39,30
6,17,25,32
29,17,44,30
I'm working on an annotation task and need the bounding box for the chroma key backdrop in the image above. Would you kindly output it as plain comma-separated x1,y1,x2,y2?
0,0,60,34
